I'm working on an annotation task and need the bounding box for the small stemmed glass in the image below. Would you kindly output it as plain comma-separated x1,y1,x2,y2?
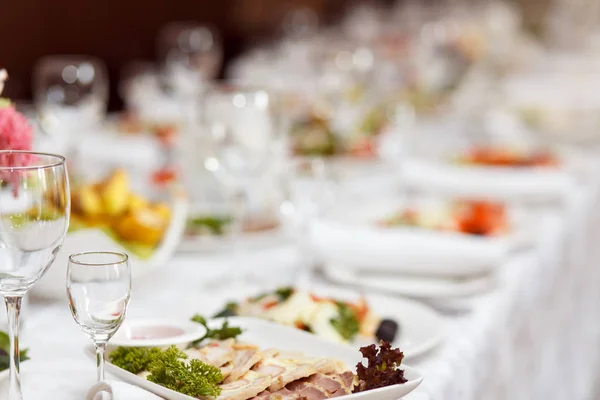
0,151,70,400
67,252,131,382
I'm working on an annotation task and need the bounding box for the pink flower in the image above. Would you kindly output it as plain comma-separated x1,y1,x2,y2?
0,106,35,193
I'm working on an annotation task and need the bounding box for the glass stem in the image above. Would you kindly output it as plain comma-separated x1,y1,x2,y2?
95,341,107,382
4,295,23,400
225,184,249,283
295,218,315,288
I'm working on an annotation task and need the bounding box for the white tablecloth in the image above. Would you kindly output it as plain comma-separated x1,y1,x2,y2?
2,176,600,399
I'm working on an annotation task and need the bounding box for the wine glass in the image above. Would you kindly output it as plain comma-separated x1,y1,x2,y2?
279,157,336,287
66,251,131,382
33,56,108,139
0,151,70,400
158,23,223,96
201,85,283,278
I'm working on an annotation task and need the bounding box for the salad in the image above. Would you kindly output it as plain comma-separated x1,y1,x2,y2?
380,200,509,236
109,317,407,399
214,288,399,345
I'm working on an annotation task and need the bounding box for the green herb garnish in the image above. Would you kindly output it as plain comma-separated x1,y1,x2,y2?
275,287,294,302
108,346,162,374
0,331,28,372
213,302,239,318
330,302,360,341
190,315,243,347
109,345,223,397
147,345,223,397
186,215,233,236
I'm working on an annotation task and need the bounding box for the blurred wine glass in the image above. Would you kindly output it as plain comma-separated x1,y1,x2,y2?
0,151,70,400
279,157,335,287
201,85,283,278
157,23,223,96
33,56,108,139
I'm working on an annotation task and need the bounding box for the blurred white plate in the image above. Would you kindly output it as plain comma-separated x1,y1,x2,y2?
86,317,423,400
311,198,535,278
111,318,207,348
218,286,446,360
402,159,574,203
323,265,496,300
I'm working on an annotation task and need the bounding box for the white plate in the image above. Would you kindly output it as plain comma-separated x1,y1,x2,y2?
311,198,535,278
323,265,496,300
217,286,446,360
110,318,207,347
86,317,423,400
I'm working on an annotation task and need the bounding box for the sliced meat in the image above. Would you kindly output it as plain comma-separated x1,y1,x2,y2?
186,339,236,367
218,371,272,400
225,349,264,383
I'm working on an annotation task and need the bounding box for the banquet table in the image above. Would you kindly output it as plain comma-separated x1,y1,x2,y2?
3,166,600,400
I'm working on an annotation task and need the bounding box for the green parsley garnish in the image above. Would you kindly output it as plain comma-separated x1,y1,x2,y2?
108,345,223,397
190,315,243,347
330,302,360,341
147,346,223,397
108,346,161,374
213,302,239,318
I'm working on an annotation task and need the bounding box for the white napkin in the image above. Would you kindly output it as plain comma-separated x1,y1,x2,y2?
86,380,163,400
402,159,574,203
311,219,507,278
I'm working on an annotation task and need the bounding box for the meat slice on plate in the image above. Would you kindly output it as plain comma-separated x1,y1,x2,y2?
225,348,264,383
286,372,355,398
185,339,236,368
253,352,339,392
217,370,272,400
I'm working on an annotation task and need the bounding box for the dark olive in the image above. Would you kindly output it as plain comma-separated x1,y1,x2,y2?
375,319,399,343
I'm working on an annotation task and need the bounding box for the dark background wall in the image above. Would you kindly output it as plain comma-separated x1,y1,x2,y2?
0,0,357,109
0,0,544,110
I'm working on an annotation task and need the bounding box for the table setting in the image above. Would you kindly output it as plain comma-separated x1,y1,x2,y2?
2,1,600,400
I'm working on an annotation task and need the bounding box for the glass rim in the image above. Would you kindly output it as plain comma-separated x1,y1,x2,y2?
68,251,129,266
0,151,66,171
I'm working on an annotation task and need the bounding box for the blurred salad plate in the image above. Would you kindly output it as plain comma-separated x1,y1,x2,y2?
212,286,445,360
311,197,535,278
33,169,188,299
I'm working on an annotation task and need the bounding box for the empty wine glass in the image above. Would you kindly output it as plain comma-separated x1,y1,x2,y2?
201,85,283,277
67,251,131,382
280,157,336,287
0,151,70,400
158,23,223,96
33,56,108,139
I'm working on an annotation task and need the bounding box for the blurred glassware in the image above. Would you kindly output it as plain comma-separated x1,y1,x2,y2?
281,7,319,39
201,85,284,276
157,23,223,96
279,157,335,287
0,151,70,400
33,56,108,139
67,251,131,382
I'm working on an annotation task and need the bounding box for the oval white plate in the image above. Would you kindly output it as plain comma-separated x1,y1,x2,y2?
110,318,207,347
86,317,423,400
